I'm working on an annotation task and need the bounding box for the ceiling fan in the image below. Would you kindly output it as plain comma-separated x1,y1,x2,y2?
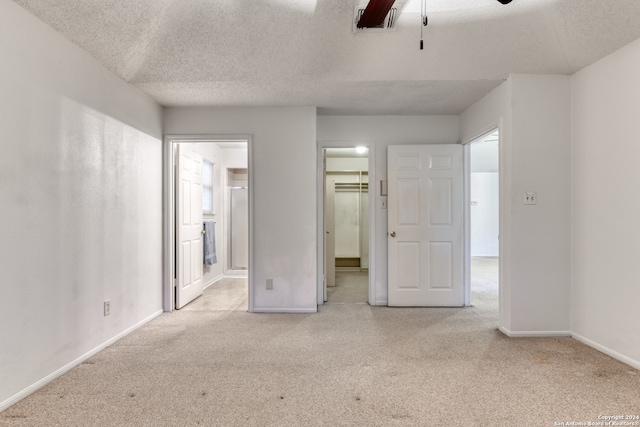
356,0,396,28
356,0,513,29
356,0,513,50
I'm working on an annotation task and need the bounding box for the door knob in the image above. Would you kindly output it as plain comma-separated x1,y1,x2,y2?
390,231,396,238
201,230,206,235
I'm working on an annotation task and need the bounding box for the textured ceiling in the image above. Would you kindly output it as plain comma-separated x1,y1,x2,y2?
12,0,640,115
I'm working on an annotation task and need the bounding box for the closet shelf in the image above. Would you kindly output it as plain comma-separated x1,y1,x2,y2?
335,183,368,192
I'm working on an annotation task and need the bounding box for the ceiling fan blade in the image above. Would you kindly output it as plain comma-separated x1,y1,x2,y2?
357,0,396,28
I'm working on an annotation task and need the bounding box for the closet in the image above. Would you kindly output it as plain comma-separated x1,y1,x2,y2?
326,162,369,270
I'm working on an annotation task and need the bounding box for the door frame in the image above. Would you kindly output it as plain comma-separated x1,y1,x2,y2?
462,123,501,309
316,141,376,305
163,134,254,312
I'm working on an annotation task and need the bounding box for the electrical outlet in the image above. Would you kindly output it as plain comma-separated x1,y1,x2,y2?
524,191,537,205
266,279,273,290
104,300,111,316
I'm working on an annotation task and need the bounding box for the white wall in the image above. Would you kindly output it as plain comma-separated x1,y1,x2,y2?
223,147,249,171
470,172,499,256
326,157,369,171
460,75,571,335
510,75,571,334
460,80,513,329
0,0,163,410
571,37,640,367
163,107,317,312
317,116,460,304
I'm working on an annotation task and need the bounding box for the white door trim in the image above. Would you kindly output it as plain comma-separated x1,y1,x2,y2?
163,134,254,312
462,123,501,312
463,142,472,306
316,141,376,306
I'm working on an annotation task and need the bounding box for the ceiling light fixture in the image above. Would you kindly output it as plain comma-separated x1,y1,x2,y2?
497,0,513,3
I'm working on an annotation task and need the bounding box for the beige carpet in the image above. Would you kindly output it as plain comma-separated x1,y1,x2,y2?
327,271,369,304
2,269,639,426
471,256,499,310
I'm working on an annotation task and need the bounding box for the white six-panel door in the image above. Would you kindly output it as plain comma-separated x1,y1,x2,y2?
176,144,204,309
387,145,464,306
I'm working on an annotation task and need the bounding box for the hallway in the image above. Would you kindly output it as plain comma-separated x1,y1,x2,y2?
327,271,368,304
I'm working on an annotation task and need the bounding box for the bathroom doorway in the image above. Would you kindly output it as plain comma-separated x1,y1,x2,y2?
164,136,251,312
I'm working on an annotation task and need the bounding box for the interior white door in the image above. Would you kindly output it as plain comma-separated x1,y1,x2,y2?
176,144,204,309
387,144,464,306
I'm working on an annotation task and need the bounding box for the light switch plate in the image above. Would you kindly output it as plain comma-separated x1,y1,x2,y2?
524,191,537,205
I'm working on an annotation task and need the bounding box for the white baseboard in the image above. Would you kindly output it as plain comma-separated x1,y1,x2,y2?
251,307,317,313
499,326,571,338
571,332,640,370
374,299,388,306
0,309,163,413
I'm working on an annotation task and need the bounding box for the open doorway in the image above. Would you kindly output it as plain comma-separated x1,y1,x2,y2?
325,147,369,303
164,137,251,312
318,143,375,306
467,130,499,310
